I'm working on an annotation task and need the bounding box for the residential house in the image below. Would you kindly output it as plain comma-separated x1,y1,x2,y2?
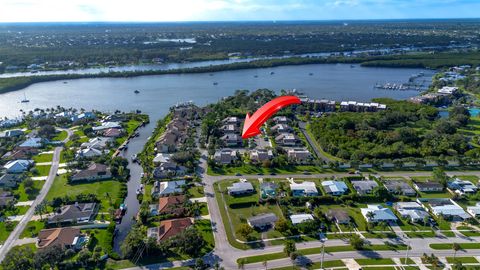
223,117,241,126
102,128,124,138
290,181,318,197
325,209,350,224
155,131,178,153
250,149,273,162
422,198,470,221
270,124,292,134
260,182,277,199
147,218,192,242
153,153,171,165
0,174,23,188
287,148,311,162
154,195,186,216
275,133,298,146
221,134,242,147
48,202,97,224
273,116,289,124
92,122,122,132
247,213,278,230
4,129,24,137
19,137,43,148
37,228,86,250
153,162,187,179
383,180,416,196
221,124,238,134
76,147,104,158
70,163,112,182
2,147,38,160
322,180,348,196
467,203,480,217
81,137,112,149
214,149,237,165
448,179,478,195
394,202,430,223
151,180,186,197
71,111,96,122
0,192,14,208
3,160,33,173
227,181,255,196
361,205,398,223
438,86,458,95
413,181,444,193
351,180,378,195
290,213,314,225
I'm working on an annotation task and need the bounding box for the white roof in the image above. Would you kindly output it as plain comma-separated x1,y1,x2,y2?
361,204,398,222
290,214,314,224
290,181,318,193
322,180,348,193
153,153,171,163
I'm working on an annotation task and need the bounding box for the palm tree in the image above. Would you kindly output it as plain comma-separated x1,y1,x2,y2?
237,259,245,269
452,243,461,260
262,261,267,270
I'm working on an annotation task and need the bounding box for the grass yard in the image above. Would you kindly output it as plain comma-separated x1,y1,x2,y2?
446,257,478,264
458,226,480,237
310,260,345,268
430,243,480,250
20,220,45,238
33,165,51,176
13,180,44,201
0,221,19,244
208,164,327,176
45,175,123,211
3,205,29,217
33,153,53,163
355,258,395,265
198,203,209,216
194,219,215,254
187,186,205,198
52,130,68,141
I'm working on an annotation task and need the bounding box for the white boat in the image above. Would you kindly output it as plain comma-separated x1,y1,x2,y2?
20,93,30,103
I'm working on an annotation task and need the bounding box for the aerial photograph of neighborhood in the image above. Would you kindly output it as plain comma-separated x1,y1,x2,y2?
1,0,480,270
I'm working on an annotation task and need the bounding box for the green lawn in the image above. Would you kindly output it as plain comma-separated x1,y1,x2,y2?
13,181,44,201
310,260,345,268
446,257,478,264
45,175,124,211
430,243,480,250
0,221,19,244
199,203,209,216
52,130,68,141
355,258,395,265
458,226,480,237
3,205,29,217
194,219,215,254
187,186,205,198
33,153,53,163
20,220,45,238
33,165,51,176
209,164,327,176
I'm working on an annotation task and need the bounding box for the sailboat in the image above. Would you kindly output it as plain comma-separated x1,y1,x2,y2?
20,93,30,103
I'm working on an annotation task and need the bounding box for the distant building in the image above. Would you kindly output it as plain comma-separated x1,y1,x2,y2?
290,213,314,225
223,117,241,126
19,137,43,148
271,124,292,134
76,147,104,158
221,134,242,147
0,192,14,207
322,180,348,196
247,213,278,230
272,116,289,124
81,137,112,149
290,181,318,197
438,86,458,95
227,181,255,196
3,129,23,138
92,122,122,132
351,180,378,195
156,195,186,216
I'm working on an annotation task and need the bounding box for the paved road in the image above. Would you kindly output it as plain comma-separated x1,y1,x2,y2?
298,121,331,162
0,128,72,262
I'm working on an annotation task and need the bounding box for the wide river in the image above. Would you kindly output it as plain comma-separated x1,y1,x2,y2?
0,63,433,119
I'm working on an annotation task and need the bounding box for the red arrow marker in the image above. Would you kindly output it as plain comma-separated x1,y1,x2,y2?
242,95,301,139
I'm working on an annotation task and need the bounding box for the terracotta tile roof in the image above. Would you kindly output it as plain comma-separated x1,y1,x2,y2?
37,227,81,249
158,217,192,241
158,195,186,215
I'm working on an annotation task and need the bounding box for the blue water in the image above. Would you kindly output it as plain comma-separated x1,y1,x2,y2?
470,108,480,117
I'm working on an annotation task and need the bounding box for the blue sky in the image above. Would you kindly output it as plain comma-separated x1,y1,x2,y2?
0,0,479,22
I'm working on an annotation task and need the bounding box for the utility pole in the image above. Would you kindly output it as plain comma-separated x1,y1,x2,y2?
320,242,325,269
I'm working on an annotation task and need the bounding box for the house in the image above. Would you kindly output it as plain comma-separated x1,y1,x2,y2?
271,124,292,134
221,134,242,147
448,179,478,195
227,181,255,196
322,180,348,196
413,181,444,193
48,202,97,224
2,148,38,160
4,129,24,137
275,133,298,146
71,111,96,122
250,149,273,162
155,131,178,153
103,128,123,138
81,137,112,149
70,163,112,182
214,149,237,164
92,122,122,132
3,160,33,173
153,162,187,179
351,180,378,195
76,147,104,158
361,205,398,223
37,228,87,250
383,180,416,196
394,202,430,223
223,117,241,126
0,192,14,207
221,124,238,134
19,137,43,148
290,213,314,225
153,153,171,164
287,148,311,162
325,209,350,224
151,180,186,197
260,182,277,199
423,198,470,221
147,217,192,242
438,86,458,95
467,203,480,217
273,116,289,124
290,181,318,197
0,174,24,188
247,213,278,230
156,195,186,216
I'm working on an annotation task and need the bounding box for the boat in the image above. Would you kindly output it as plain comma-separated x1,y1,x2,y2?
134,90,140,94
20,93,30,103
270,71,275,75
213,82,218,85
309,73,313,76
63,81,68,84
254,75,258,78
131,154,137,162
120,203,127,211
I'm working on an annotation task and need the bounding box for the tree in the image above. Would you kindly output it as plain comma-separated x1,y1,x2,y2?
452,243,461,259
349,234,364,250
237,258,245,269
169,227,205,256
283,240,296,256
34,245,64,269
1,245,35,270
121,225,146,259
433,167,448,188
275,218,290,233
237,224,254,239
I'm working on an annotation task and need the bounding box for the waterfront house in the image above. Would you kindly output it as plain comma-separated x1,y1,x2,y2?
290,181,318,197
3,159,33,173
260,182,277,199
155,131,179,153
153,153,171,165
394,202,430,223
151,180,186,197
351,180,378,195
103,128,124,138
290,213,314,225
413,181,443,193
361,205,398,223
48,202,98,224
250,149,273,162
157,195,186,216
227,181,255,196
325,209,350,225
322,180,348,196
92,122,122,132
214,149,238,164
383,180,416,196
147,217,192,242
80,137,112,150
247,213,278,230
70,163,112,182
37,228,86,250
76,147,104,158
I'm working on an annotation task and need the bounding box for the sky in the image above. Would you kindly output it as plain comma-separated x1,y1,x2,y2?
0,0,479,22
